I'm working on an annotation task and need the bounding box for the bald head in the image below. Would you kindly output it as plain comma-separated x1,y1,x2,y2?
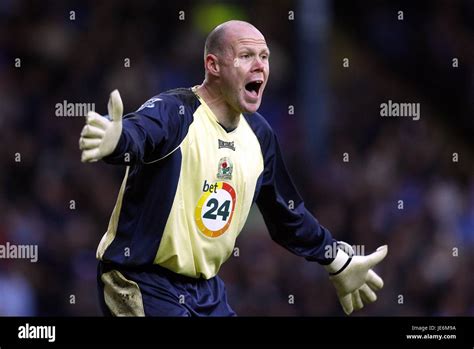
200,20,270,115
204,20,264,58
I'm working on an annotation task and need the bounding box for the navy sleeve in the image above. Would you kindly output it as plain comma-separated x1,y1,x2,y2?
251,115,336,264
103,93,194,165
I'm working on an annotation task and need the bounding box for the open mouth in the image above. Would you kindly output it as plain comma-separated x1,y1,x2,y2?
244,80,263,99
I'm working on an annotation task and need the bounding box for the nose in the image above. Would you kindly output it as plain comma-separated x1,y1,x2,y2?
251,57,265,72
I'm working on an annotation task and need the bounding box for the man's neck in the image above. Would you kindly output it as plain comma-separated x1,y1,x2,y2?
195,83,240,131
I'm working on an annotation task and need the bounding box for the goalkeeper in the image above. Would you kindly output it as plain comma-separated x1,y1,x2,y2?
79,20,388,316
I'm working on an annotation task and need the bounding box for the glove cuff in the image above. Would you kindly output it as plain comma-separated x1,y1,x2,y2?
325,248,352,275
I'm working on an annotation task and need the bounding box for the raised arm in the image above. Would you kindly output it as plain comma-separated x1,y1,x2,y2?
79,90,194,165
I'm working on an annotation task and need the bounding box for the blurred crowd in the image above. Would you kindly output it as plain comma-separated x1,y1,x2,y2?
0,0,472,316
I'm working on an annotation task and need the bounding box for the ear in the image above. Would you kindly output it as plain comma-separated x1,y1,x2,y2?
205,54,220,77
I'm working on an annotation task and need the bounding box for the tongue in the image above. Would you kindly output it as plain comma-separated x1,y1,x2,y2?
247,89,258,98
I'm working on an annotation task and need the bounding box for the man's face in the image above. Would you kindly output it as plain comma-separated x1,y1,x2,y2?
218,28,270,114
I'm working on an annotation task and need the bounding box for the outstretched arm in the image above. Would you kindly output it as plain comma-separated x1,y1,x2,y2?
79,90,194,165
255,125,387,314
255,131,336,263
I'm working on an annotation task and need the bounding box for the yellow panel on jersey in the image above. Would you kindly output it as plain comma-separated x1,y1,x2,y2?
97,166,130,260
154,95,264,279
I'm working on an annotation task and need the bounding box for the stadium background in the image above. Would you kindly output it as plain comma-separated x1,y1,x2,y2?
0,0,473,316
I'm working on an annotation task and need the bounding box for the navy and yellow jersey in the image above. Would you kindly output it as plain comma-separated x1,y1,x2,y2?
97,87,336,279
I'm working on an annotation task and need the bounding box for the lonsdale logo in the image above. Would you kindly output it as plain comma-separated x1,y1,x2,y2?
218,139,235,151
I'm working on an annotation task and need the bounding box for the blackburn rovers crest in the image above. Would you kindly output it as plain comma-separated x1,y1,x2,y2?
217,157,233,180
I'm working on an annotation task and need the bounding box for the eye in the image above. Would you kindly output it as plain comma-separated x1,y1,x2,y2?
261,54,268,60
241,53,250,59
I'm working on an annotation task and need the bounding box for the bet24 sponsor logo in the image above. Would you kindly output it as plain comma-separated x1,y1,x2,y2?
195,180,236,238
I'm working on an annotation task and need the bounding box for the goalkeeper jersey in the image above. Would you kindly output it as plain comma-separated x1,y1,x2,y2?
97,87,335,279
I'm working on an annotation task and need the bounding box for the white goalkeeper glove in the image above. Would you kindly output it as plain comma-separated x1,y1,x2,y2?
79,89,123,162
325,242,388,315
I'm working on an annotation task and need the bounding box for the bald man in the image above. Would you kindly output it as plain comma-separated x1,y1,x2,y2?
79,20,387,316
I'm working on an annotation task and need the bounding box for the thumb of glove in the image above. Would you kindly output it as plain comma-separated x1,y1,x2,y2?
365,245,388,269
108,89,123,122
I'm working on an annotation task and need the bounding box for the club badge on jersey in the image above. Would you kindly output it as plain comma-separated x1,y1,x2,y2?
217,157,233,180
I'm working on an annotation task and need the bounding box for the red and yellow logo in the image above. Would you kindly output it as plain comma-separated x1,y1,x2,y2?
195,180,236,238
